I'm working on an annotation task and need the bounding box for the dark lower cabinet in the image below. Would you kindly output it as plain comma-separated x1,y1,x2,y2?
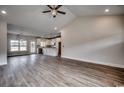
38,48,43,54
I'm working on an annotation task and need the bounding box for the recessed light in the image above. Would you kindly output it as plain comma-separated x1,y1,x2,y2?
105,9,110,13
1,10,7,14
54,27,58,30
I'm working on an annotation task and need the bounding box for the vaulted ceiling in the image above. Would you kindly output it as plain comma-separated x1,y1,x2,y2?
0,5,124,37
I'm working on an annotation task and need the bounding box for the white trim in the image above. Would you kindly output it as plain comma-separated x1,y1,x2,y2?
0,62,7,66
62,56,124,68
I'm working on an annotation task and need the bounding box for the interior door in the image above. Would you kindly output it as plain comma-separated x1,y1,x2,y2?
58,42,61,57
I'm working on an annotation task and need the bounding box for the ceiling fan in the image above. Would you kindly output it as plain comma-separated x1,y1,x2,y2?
42,5,66,18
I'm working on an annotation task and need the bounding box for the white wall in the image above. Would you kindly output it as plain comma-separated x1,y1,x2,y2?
0,20,7,65
61,16,124,68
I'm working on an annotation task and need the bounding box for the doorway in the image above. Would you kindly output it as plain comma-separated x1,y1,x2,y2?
58,42,61,57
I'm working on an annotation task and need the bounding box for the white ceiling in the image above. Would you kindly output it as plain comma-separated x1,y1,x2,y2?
66,5,124,16
0,5,75,37
0,5,124,37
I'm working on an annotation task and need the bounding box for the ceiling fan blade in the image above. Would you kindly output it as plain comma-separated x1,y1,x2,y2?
57,11,66,15
55,5,62,10
42,10,51,13
47,5,53,9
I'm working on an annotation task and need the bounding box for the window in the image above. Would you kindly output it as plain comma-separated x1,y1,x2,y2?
20,40,27,51
10,40,27,52
30,41,35,53
10,40,19,51
40,41,46,47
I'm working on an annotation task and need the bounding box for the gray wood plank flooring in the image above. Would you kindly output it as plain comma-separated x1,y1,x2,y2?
0,54,124,87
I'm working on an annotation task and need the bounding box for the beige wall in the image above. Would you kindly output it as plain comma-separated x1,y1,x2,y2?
61,16,124,68
0,20,7,65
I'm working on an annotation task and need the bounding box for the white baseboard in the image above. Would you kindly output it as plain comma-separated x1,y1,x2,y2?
0,62,7,66
62,56,124,68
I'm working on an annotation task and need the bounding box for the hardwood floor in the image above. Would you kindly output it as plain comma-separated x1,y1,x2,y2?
0,54,124,87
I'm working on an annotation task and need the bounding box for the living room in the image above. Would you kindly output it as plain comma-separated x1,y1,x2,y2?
0,4,124,89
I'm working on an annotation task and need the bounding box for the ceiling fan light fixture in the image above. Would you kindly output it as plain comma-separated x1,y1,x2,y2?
51,10,57,17
42,5,66,18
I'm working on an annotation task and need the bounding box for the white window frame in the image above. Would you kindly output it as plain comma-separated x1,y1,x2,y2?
30,41,36,53
10,40,19,52
10,39,27,52
20,40,27,51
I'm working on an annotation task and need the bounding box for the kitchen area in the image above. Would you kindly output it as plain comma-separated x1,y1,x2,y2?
36,36,61,57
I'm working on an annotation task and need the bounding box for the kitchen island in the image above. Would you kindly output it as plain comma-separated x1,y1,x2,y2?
42,47,58,56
